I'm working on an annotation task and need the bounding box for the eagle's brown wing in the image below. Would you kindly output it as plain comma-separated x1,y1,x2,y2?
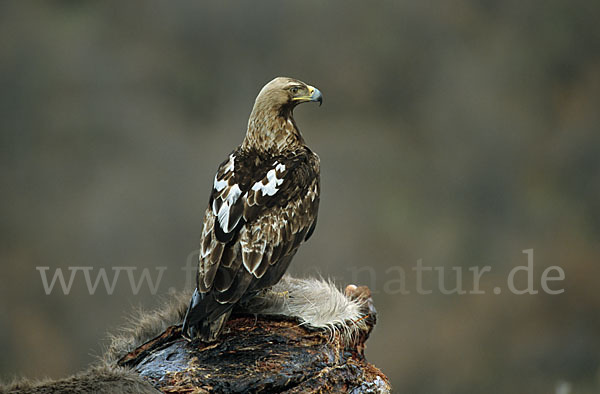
188,148,319,328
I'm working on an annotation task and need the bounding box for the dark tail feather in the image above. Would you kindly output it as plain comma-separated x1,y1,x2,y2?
181,288,201,339
196,310,231,342
182,288,232,341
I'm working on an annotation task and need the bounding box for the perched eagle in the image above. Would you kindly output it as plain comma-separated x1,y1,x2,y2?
182,77,322,341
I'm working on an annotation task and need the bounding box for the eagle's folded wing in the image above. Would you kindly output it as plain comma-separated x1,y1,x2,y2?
197,152,319,305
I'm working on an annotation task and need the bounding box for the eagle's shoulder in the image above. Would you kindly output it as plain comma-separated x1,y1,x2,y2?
208,146,319,245
243,147,319,211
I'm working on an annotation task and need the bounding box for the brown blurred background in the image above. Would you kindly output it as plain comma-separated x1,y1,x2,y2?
1,1,599,393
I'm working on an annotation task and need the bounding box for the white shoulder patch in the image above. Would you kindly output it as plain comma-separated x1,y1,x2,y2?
223,154,235,173
214,155,235,191
214,174,227,192
216,184,243,233
252,162,285,197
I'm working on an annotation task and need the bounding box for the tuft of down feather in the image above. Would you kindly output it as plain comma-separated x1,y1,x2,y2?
238,275,371,345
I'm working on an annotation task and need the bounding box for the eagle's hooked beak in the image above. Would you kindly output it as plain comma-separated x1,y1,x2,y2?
308,86,323,106
293,85,323,106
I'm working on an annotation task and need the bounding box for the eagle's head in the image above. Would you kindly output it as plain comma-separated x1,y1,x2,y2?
245,77,322,151
254,77,322,113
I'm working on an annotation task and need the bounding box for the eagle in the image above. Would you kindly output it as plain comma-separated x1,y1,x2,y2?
182,77,322,341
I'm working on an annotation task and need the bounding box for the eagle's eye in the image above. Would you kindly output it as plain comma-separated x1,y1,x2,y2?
289,86,299,95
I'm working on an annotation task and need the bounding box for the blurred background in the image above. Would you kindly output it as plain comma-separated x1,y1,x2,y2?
1,1,599,393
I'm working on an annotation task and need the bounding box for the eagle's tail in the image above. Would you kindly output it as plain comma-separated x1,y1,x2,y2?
182,288,232,342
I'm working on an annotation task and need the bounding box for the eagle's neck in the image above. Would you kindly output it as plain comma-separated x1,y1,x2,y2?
242,106,305,153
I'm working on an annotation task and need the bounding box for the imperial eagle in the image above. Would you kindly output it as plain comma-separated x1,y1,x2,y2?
182,77,322,341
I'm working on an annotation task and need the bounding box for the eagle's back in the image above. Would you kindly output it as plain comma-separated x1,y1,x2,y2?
183,147,320,340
